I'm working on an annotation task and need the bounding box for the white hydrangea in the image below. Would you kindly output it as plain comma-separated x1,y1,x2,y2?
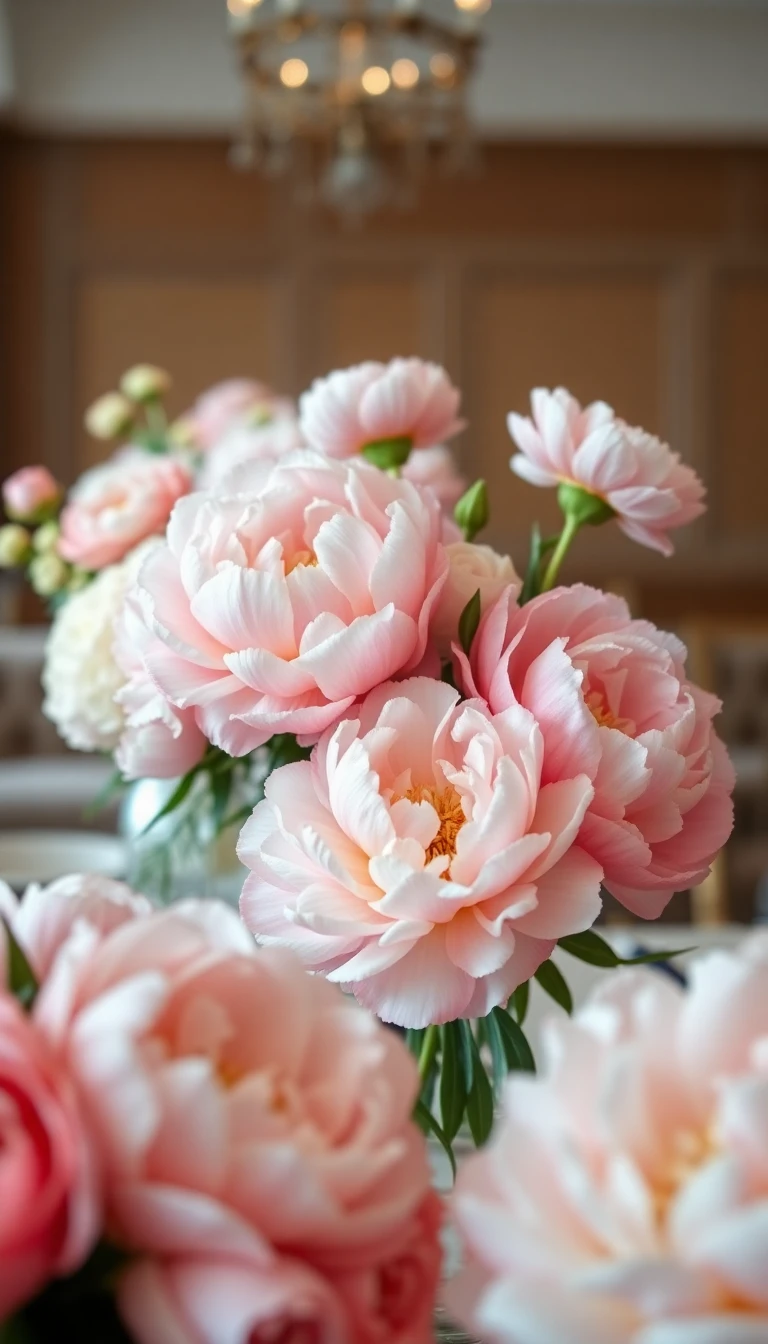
42,544,153,752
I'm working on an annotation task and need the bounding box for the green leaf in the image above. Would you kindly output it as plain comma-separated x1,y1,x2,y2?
619,946,695,967
141,767,199,834
491,1007,536,1073
440,1022,467,1142
361,436,413,471
534,959,573,1014
483,1008,509,1095
458,589,482,655
510,980,529,1025
520,523,558,605
454,479,489,542
465,1043,495,1146
413,1098,456,1178
457,1018,476,1093
1,919,37,1009
558,929,620,968
210,769,233,836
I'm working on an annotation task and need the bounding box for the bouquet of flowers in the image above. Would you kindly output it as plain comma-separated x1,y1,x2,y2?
0,355,735,1162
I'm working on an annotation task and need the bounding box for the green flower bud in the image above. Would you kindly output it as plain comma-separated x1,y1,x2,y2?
32,520,61,553
29,552,69,597
361,437,413,471
85,392,136,441
0,523,32,568
454,479,489,542
120,364,172,404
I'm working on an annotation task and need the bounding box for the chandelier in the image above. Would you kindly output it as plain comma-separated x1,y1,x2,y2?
226,0,490,219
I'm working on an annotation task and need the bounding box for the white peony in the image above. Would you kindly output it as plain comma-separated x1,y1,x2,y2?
42,544,154,752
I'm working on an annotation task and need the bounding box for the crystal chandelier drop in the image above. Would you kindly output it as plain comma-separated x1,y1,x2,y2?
226,0,490,219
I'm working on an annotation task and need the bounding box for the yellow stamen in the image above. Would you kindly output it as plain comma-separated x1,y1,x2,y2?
403,784,465,875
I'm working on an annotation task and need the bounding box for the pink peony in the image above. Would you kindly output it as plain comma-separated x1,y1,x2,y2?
508,387,706,556
27,889,440,1344
401,445,467,514
113,587,206,780
0,990,99,1319
3,465,61,521
130,452,449,755
299,359,464,460
432,542,520,656
197,413,305,492
238,676,603,1028
184,379,294,452
459,584,734,918
58,449,192,571
448,936,768,1344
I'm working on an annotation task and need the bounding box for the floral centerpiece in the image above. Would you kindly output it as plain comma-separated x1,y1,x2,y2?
0,356,734,1164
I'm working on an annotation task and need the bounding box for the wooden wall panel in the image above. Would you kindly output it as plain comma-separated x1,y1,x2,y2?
464,270,669,550
716,273,768,539
75,275,284,469
321,273,432,373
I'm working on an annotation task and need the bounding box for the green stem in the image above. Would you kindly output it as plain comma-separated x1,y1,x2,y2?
541,512,581,592
418,1024,440,1084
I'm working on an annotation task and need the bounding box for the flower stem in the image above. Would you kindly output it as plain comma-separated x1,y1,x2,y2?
418,1024,440,1084
541,513,581,592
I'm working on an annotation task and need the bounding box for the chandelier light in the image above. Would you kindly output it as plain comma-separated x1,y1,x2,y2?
226,0,490,219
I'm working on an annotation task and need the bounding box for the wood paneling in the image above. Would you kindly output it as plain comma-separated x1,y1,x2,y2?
2,134,768,614
75,275,283,468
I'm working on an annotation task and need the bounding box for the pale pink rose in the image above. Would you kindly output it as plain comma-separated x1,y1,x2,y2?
508,387,706,556
113,587,206,780
119,1256,349,1344
239,676,602,1028
130,452,449,756
0,873,150,985
0,990,99,1319
185,379,294,452
58,449,192,571
30,894,440,1344
3,465,61,521
432,541,521,656
401,445,467,513
448,936,768,1344
299,359,464,459
197,413,305,492
458,584,734,919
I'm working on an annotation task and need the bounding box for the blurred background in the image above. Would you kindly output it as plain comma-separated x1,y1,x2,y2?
0,0,767,922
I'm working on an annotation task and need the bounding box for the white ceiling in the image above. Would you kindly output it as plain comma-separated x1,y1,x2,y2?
2,0,768,138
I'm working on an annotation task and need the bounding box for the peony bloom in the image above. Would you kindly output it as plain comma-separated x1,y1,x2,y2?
401,445,467,514
130,452,449,755
448,936,768,1344
0,872,150,985
299,359,464,460
508,387,706,556
196,411,305,492
28,890,441,1344
432,541,520,656
458,584,734,918
42,557,133,751
0,991,98,1319
113,587,206,780
58,448,192,571
239,676,603,1028
183,379,292,452
3,465,61,522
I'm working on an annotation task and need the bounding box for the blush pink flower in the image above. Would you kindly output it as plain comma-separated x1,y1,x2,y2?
448,936,768,1344
3,465,61,522
183,379,294,452
197,413,305,492
113,587,206,780
299,359,464,460
432,542,520,657
28,891,440,1344
0,990,99,1320
238,677,603,1029
130,452,449,755
508,387,706,556
58,449,192,571
459,584,734,919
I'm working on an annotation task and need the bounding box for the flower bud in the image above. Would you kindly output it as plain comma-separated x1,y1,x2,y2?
0,523,32,568
32,520,61,553
557,480,615,528
29,552,69,597
454,479,489,542
85,392,135,441
2,466,62,523
361,437,413,471
120,364,172,404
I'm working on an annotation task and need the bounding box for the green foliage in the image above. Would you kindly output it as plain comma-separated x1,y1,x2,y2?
458,589,482,655
534,959,573,1014
1,919,37,1009
521,522,558,605
454,479,489,542
559,928,692,969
